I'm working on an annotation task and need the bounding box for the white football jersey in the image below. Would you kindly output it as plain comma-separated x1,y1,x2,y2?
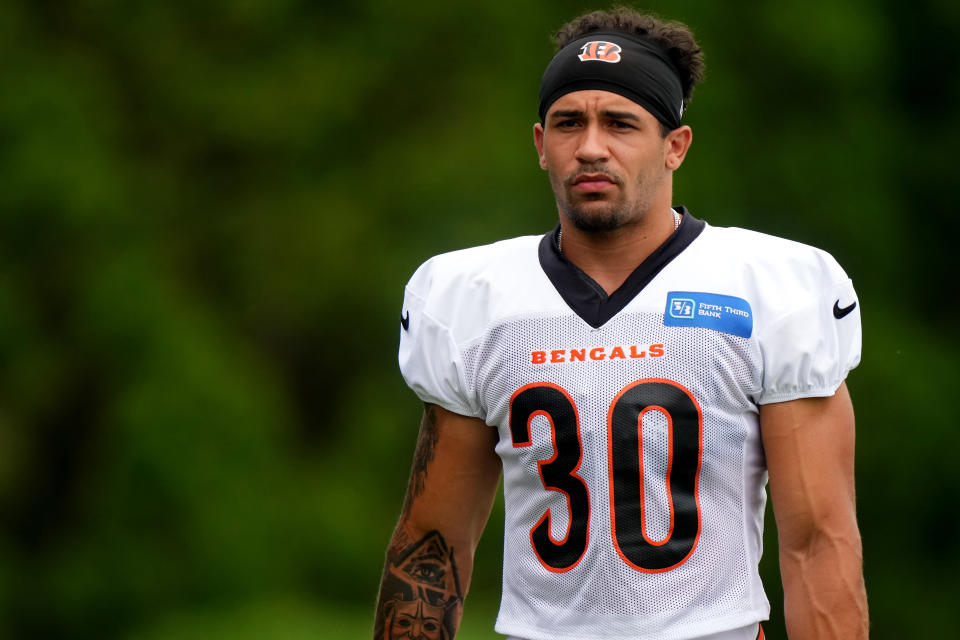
398,210,861,640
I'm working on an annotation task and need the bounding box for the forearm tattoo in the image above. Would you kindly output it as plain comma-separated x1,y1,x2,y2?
374,530,464,640
401,405,440,521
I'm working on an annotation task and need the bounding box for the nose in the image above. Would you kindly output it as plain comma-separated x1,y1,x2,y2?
575,122,608,163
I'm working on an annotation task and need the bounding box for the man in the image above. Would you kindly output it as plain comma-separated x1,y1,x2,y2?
375,8,868,640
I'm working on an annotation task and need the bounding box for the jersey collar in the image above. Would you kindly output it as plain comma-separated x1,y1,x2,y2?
538,207,705,328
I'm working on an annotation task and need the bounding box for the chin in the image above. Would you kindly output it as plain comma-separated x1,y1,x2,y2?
564,201,630,233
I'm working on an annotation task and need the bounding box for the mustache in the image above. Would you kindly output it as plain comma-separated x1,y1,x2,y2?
564,165,623,186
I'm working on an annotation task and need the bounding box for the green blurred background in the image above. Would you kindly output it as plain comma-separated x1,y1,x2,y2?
1,0,958,638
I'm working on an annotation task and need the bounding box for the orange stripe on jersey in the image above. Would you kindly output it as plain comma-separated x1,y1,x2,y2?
757,623,765,639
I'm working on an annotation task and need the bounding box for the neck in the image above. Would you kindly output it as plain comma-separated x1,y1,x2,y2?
558,203,678,296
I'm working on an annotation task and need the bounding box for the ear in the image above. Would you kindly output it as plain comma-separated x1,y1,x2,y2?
664,125,693,170
533,122,547,170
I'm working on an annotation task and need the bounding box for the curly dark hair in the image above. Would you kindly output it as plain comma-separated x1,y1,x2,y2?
553,7,705,112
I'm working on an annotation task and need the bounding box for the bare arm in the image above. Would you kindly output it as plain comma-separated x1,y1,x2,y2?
760,382,869,638
373,403,502,640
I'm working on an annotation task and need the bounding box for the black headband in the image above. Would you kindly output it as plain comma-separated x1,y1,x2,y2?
538,31,685,129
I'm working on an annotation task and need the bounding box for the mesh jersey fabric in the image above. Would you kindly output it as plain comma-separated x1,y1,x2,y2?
508,619,760,640
398,215,861,640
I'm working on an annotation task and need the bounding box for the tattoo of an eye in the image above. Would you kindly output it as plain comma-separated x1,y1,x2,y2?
374,530,463,640
401,405,440,519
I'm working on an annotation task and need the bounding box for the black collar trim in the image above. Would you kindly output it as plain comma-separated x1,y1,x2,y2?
538,207,705,328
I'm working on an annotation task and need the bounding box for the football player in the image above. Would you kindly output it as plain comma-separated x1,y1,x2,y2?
374,8,868,640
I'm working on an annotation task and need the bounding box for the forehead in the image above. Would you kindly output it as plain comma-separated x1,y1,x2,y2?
547,90,653,119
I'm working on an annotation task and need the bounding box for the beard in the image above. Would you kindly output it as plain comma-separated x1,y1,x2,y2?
560,196,631,233
550,163,661,234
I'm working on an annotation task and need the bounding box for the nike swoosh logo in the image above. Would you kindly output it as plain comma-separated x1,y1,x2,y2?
400,311,410,331
833,300,857,319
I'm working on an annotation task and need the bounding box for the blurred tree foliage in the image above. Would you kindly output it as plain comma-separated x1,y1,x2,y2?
0,0,957,638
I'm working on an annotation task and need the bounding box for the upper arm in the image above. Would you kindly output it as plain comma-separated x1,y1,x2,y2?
401,403,502,551
760,382,860,552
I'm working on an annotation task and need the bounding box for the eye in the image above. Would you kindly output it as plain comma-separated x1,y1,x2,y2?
609,120,634,129
555,119,579,129
410,562,445,582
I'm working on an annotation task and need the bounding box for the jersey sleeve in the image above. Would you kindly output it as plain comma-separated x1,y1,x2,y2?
757,262,862,405
397,263,482,418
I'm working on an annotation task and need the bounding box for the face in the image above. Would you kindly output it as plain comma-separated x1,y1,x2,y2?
533,90,691,233
388,599,445,640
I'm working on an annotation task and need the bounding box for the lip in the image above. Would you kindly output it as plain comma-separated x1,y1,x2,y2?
573,173,615,184
572,174,615,192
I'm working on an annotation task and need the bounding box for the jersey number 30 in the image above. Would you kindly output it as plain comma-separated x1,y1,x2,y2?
509,379,702,574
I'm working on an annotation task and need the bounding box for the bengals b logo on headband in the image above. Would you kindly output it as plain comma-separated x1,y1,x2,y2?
577,41,622,63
